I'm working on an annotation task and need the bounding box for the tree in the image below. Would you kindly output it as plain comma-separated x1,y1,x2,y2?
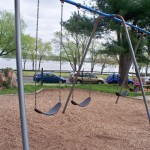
94,0,150,87
21,34,35,70
37,39,52,70
54,12,104,72
0,10,26,57
63,13,95,71
52,31,80,71
89,40,116,73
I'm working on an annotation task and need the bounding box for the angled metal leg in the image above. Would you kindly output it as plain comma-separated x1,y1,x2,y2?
62,16,104,113
115,24,144,103
113,14,150,123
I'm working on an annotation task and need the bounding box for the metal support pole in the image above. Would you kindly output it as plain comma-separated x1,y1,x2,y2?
116,34,144,103
14,0,30,149
114,14,150,123
62,16,104,113
63,0,150,35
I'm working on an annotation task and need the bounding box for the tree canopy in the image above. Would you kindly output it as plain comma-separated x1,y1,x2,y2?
0,10,26,56
94,0,150,86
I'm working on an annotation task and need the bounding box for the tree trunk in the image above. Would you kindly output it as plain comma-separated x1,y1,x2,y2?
145,63,149,76
100,63,106,75
23,61,26,70
23,55,27,70
117,30,133,88
38,57,42,71
73,57,77,71
32,60,34,70
69,61,75,72
91,61,95,73
119,53,132,87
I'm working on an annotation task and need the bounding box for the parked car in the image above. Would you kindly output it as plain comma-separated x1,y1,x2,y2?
141,76,150,84
69,72,105,84
106,73,133,84
33,72,66,83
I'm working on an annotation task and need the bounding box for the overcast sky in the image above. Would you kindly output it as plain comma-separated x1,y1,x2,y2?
0,0,85,42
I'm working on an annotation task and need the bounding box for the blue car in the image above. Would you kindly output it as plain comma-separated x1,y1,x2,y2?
106,74,133,84
33,72,66,83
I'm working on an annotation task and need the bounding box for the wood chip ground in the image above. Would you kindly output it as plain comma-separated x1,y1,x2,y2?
0,89,150,150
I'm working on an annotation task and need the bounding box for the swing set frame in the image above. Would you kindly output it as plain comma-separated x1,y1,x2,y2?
14,0,150,149
61,0,150,124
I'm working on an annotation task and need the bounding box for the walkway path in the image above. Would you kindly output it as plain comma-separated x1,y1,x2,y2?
133,95,150,101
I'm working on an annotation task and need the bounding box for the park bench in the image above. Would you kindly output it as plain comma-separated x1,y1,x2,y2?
143,85,150,91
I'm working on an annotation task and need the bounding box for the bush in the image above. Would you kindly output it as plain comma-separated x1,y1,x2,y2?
0,68,17,89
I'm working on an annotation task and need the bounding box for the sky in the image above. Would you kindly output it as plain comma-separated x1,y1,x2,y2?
0,0,85,42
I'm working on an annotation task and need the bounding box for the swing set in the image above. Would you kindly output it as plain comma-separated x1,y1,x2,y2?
14,0,150,149
33,0,62,116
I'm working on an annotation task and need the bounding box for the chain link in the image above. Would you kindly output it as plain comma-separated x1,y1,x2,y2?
59,1,64,102
34,0,40,107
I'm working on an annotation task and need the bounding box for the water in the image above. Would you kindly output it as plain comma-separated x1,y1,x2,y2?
1,58,149,75
0,58,118,73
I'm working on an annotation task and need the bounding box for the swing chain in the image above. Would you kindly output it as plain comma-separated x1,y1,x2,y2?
60,0,64,3
35,0,40,61
77,3,81,9
59,1,64,102
34,0,40,107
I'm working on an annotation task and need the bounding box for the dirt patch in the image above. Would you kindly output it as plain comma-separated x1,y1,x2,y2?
0,89,150,150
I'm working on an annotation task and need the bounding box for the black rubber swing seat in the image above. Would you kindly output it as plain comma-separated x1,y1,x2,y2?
134,86,139,93
129,86,139,93
71,97,91,107
115,92,121,96
116,90,128,97
34,102,62,116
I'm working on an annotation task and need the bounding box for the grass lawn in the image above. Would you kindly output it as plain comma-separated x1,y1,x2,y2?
0,83,150,97
23,71,35,76
22,70,71,78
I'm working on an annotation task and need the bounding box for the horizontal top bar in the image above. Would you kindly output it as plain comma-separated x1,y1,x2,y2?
63,0,150,35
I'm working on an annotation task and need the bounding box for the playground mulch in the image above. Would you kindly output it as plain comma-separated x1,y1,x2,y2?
0,89,150,150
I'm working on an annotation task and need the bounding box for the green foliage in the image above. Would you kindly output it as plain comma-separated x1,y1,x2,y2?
37,39,52,59
2,80,11,88
0,10,26,57
97,0,150,25
0,87,18,95
21,33,52,70
91,0,150,86
21,34,35,58
53,15,108,71
52,30,83,71
63,12,105,37
63,12,94,36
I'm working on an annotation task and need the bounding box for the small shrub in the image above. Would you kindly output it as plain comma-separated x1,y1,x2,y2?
2,80,11,88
